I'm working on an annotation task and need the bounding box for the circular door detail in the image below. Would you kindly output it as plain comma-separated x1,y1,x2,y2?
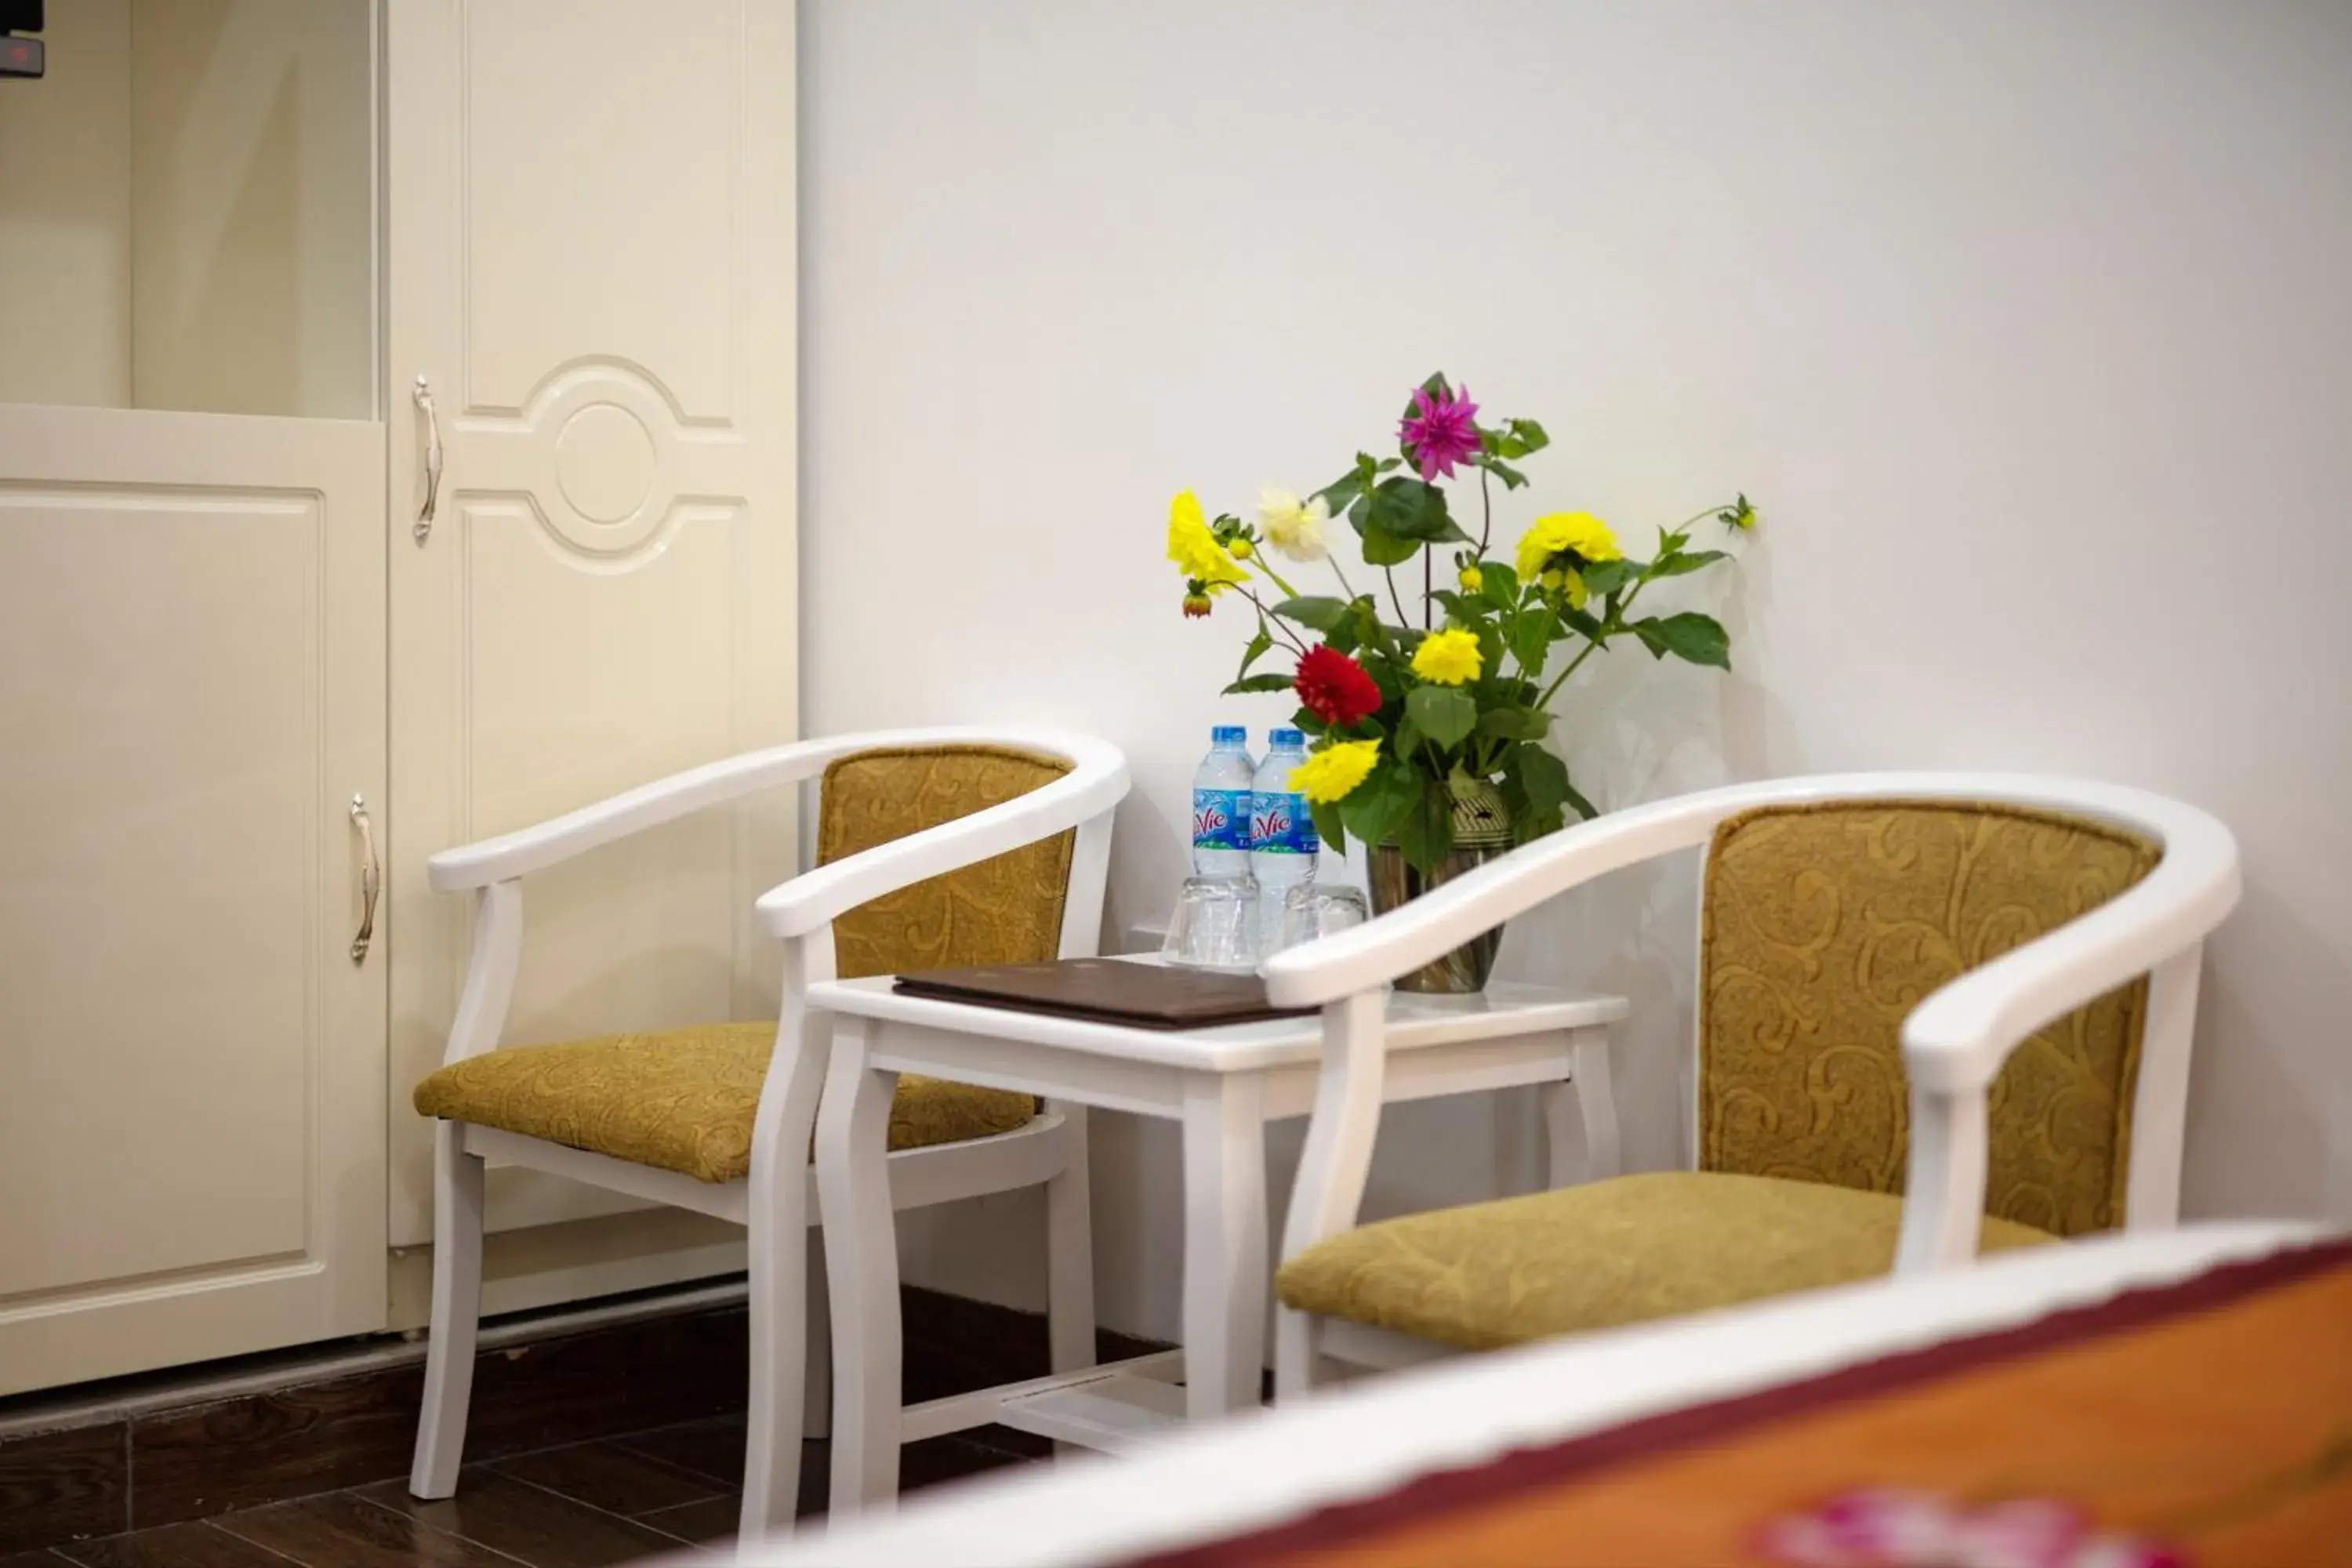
554,402,658,525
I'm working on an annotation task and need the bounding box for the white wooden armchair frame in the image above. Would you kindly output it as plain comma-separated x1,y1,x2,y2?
1260,772,2240,1396
405,727,1129,1544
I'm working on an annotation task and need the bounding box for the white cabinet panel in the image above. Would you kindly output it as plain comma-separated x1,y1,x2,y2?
387,0,798,1248
0,406,387,1395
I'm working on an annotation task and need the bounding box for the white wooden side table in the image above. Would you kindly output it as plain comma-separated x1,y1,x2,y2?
805,962,1628,1513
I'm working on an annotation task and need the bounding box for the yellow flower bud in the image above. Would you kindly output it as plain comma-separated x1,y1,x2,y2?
1228,535,1254,559
1457,564,1483,593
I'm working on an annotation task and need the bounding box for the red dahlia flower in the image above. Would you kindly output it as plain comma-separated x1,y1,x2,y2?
1294,644,1382,728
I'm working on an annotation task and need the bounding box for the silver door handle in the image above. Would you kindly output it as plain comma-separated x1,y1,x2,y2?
412,374,443,543
350,793,380,964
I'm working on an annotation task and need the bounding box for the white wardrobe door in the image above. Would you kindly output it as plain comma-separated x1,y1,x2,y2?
386,0,799,1247
0,405,388,1394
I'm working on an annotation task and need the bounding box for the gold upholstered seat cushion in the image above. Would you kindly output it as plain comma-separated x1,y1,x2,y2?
1274,1171,2056,1352
412,1022,1036,1184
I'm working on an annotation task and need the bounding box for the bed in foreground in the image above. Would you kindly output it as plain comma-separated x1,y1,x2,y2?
731,1221,2344,1566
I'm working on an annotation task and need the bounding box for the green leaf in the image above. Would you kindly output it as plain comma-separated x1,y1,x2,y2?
1478,561,1520,608
1472,454,1528,490
1632,612,1731,668
1476,706,1551,742
1356,526,1424,568
1315,473,1363,518
1272,596,1352,633
1364,476,1465,543
1580,558,1635,597
1310,800,1348,858
1221,672,1296,695
1394,784,1456,873
1340,761,1419,850
1559,774,1599,822
1513,745,1570,818
1560,604,1606,641
1645,549,1729,580
1508,608,1556,677
1235,627,1274,681
1404,685,1477,749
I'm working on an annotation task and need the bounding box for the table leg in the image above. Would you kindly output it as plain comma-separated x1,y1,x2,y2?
818,1024,902,1515
1180,1075,1268,1421
1540,1025,1621,1187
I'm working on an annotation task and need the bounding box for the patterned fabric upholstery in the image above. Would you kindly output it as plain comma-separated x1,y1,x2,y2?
1276,1171,2056,1351
1700,800,2158,1236
412,743,1077,1180
412,1022,1035,1183
1277,797,2160,1350
818,746,1076,979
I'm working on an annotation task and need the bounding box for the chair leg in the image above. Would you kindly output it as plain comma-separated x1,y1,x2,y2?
1044,1102,1096,1377
803,1229,832,1441
742,1146,813,1544
409,1122,485,1498
1273,1305,1320,1403
818,1027,903,1516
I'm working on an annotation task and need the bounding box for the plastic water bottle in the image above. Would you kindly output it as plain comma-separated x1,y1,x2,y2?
1190,725,1258,880
1250,728,1320,925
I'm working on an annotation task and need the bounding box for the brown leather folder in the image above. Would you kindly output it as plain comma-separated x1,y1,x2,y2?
890,957,1313,1030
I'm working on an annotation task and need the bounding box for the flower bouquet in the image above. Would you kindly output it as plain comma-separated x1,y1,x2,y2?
1167,373,1754,989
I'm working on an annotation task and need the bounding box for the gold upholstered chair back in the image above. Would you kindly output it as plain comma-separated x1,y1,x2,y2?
1698,800,2162,1236
818,744,1077,981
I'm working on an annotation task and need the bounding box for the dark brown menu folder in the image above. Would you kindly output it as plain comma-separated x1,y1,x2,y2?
891,957,1314,1030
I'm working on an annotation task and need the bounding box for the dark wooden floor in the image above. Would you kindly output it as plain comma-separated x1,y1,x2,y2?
1,1416,1044,1565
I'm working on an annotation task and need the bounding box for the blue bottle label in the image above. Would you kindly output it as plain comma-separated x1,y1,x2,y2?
1250,791,1321,855
1192,787,1252,851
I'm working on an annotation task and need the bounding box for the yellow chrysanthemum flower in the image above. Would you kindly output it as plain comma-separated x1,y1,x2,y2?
1167,491,1248,589
1410,628,1482,687
1514,511,1622,580
1291,739,1381,805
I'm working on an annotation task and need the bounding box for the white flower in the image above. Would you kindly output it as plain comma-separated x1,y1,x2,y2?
1257,486,1330,562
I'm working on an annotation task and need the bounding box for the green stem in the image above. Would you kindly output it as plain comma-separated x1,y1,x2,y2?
1254,557,1302,601
1479,468,1494,555
1422,546,1432,629
1383,565,1411,629
1240,588,1312,655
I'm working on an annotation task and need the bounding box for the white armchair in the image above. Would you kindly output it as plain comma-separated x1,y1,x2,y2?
1261,772,2239,1396
405,727,1127,1543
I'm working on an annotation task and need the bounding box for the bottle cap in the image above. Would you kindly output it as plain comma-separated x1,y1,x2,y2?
1269,728,1305,746
1211,725,1247,744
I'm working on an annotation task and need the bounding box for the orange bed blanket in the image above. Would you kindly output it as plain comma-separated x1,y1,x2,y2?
1141,1240,2352,1567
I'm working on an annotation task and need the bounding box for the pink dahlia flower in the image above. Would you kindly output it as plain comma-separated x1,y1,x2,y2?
1399,383,1482,482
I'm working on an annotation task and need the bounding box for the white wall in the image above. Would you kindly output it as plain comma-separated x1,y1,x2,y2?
800,0,2352,1341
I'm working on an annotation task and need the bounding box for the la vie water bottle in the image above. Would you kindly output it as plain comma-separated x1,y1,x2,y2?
1250,728,1320,918
1190,724,1258,879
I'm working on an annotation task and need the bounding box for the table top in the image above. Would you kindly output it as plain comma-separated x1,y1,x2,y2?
805,963,1627,1074
736,1221,2330,1568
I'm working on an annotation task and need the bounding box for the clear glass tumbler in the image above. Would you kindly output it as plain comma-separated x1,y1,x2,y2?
1271,883,1371,956
1163,874,1261,970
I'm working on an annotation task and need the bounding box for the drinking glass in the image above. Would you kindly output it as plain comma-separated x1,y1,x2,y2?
1163,874,1261,970
1272,884,1371,955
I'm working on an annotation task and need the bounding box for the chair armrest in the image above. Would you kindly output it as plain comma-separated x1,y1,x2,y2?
425,727,1118,894
1258,779,1793,1007
1899,788,2241,1094
757,739,1129,938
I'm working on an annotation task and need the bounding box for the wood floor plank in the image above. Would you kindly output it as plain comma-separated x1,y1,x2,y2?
633,1495,742,1548
53,1522,299,1568
0,1422,129,1551
213,1493,521,1568
607,1421,742,1490
356,1472,681,1568
0,1552,85,1566
492,1442,728,1517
